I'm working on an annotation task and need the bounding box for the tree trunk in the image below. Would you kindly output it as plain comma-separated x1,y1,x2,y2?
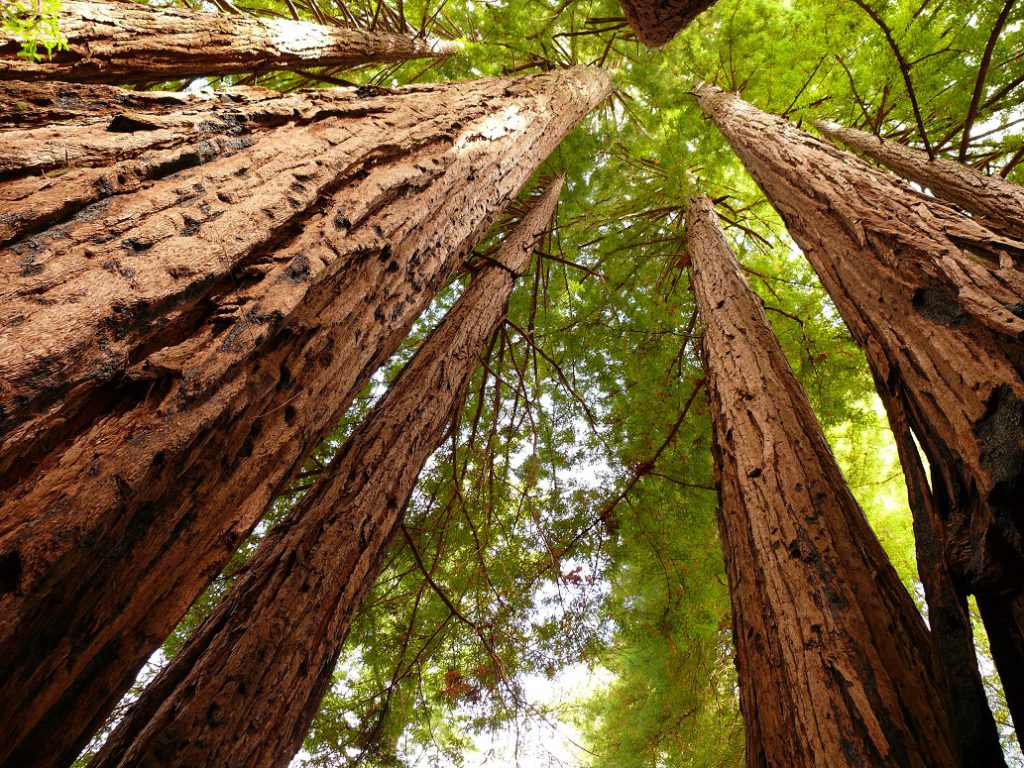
0,69,609,768
688,193,958,768
976,590,1024,737
90,178,562,768
816,120,1024,241
0,81,327,247
618,0,716,47
0,0,441,84
877,378,1007,766
697,83,1024,743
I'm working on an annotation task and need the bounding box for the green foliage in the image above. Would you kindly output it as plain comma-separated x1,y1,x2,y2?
74,0,1023,765
1,0,66,60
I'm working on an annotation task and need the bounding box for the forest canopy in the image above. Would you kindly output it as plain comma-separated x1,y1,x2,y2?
2,0,1023,766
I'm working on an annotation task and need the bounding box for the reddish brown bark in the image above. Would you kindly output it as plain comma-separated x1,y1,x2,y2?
816,119,1024,241
0,69,609,768
0,81,330,248
697,83,1024,742
689,193,957,768
619,0,716,47
89,178,562,768
0,0,441,84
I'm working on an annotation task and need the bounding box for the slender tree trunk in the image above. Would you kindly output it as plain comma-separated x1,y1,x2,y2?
877,378,1007,766
0,69,609,768
977,590,1024,734
90,178,562,768
697,83,1024,744
688,193,957,768
618,0,717,47
0,0,442,84
816,119,1024,241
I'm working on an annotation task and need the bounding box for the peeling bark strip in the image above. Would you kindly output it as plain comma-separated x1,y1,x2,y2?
91,179,562,768
0,69,609,768
817,120,1024,241
0,0,441,84
619,0,716,47
696,85,1024,728
688,194,957,768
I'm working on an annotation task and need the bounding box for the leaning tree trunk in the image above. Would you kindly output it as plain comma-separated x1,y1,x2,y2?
877,378,1007,767
0,0,442,84
697,83,1024,746
90,178,563,768
618,0,717,47
0,68,609,768
816,119,1024,241
688,193,957,768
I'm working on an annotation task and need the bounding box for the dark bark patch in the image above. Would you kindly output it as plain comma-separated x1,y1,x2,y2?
180,216,202,236
973,386,1024,525
284,254,311,283
107,114,161,133
122,237,152,255
1006,302,1024,321
912,286,968,328
0,550,22,593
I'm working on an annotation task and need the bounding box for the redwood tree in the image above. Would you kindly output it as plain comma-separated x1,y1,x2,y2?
0,0,441,84
697,83,1024,746
0,68,609,768
689,193,957,767
90,178,563,768
619,0,717,47
816,119,1024,241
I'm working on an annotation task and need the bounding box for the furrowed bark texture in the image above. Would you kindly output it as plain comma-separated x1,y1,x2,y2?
0,0,439,84
0,69,609,768
0,81,328,249
688,194,957,768
618,0,716,47
817,120,1024,241
91,178,562,768
697,85,1024,729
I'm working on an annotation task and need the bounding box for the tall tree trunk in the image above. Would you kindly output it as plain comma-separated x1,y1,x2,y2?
0,69,609,768
90,178,562,768
697,83,1024,746
0,0,442,84
688,193,958,768
816,119,1024,241
618,0,716,47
